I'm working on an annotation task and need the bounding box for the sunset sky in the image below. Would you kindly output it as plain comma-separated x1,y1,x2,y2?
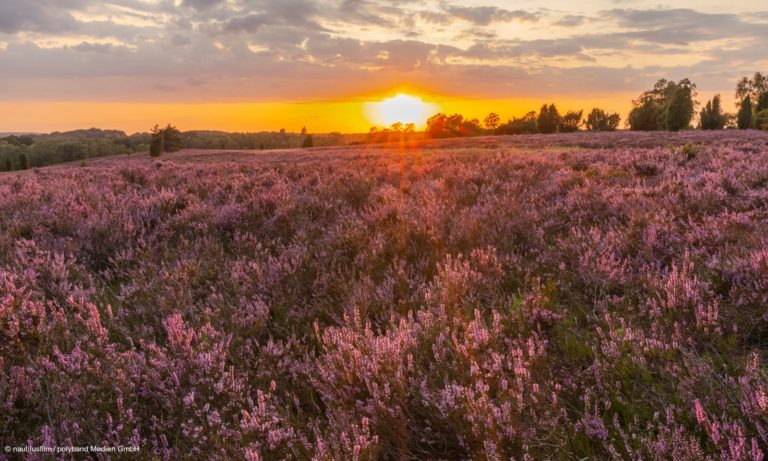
1,0,767,133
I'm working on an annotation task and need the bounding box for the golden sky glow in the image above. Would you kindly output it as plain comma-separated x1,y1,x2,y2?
0,1,766,133
364,94,440,128
0,91,733,134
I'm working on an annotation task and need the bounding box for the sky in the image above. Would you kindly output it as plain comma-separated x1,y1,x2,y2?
0,0,767,133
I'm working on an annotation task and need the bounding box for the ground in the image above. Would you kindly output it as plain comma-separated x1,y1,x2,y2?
1,131,768,460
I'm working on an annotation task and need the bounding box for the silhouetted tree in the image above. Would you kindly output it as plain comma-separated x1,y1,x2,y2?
302,134,314,148
699,95,726,130
163,125,182,152
150,125,164,157
19,152,29,170
301,126,308,135
484,113,501,130
736,72,768,104
559,110,583,133
629,99,659,131
537,104,560,134
629,78,697,131
150,124,182,157
585,108,620,131
259,143,265,150
665,87,694,131
425,113,483,138
496,111,538,135
737,96,753,129
758,92,768,113
755,109,768,131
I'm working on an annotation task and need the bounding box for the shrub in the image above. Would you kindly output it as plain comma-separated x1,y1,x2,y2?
496,111,538,135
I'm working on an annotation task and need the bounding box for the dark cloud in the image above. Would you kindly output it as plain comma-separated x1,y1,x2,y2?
0,0,86,34
181,0,226,10
223,14,270,33
445,6,539,26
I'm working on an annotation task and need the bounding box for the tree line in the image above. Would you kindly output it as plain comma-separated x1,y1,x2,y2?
424,105,622,139
1,127,337,170
424,72,768,139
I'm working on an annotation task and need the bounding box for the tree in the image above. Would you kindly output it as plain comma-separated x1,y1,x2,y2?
302,134,314,148
484,113,501,130
699,95,726,130
559,110,583,133
150,125,164,157
301,126,308,135
425,113,483,138
19,152,29,170
150,124,182,157
758,92,768,113
737,96,753,129
628,99,660,131
259,143,266,150
1,135,34,147
629,78,697,131
735,72,768,104
537,104,560,134
163,125,182,152
496,112,538,135
3,158,12,171
755,109,768,131
665,87,693,131
585,108,620,131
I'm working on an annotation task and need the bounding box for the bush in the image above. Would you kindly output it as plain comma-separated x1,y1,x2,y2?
496,111,538,135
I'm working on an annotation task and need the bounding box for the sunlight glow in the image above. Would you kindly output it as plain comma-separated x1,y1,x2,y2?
365,94,439,128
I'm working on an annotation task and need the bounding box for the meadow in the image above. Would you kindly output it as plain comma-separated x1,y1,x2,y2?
2,130,768,460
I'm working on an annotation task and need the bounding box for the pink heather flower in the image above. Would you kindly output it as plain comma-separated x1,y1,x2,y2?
752,438,764,461
694,399,707,425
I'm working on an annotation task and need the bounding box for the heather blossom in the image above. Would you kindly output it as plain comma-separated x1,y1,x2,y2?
1,130,768,459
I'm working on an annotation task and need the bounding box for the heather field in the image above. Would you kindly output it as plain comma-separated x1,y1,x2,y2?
3,131,768,460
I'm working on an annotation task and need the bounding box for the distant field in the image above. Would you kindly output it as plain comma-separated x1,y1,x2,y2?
2,131,768,460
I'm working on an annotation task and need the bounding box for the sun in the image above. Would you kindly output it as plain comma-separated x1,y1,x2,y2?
364,93,439,128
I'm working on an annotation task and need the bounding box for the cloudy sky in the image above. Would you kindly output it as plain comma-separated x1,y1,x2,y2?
1,0,767,132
